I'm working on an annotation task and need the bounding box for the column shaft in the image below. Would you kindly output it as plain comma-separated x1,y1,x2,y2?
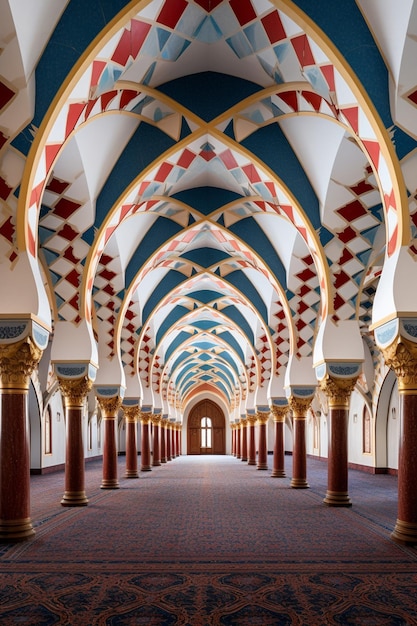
152,417,161,466
291,417,308,488
247,418,256,465
257,414,269,470
62,402,88,505
324,407,350,505
392,392,417,544
241,421,248,461
271,406,287,478
160,422,167,463
140,419,152,471
166,424,172,461
0,391,33,540
236,423,241,459
101,417,119,489
124,411,139,478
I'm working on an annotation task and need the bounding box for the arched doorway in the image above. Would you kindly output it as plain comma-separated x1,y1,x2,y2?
187,400,225,455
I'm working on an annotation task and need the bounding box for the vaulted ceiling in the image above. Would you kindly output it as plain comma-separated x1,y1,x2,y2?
2,0,417,415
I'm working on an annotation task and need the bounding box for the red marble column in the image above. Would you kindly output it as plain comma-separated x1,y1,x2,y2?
231,424,236,456
140,413,152,471
0,337,43,541
160,420,167,463
256,412,269,470
271,405,288,478
166,422,172,461
320,376,357,506
59,376,92,505
171,423,176,458
97,396,122,489
247,415,257,465
288,397,310,488
175,425,181,457
123,405,139,478
152,414,161,466
393,390,417,544
236,422,242,459
241,419,248,462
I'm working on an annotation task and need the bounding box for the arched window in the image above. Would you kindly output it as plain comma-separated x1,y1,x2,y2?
45,406,52,455
363,406,371,454
201,417,212,448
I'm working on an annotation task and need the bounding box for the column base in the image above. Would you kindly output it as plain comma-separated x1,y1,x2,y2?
152,461,161,467
271,469,286,478
0,517,35,542
161,458,167,464
257,463,269,470
124,470,139,478
61,491,88,506
391,519,417,546
241,456,248,462
100,479,120,489
141,465,152,471
290,478,309,488
247,460,256,466
323,490,352,507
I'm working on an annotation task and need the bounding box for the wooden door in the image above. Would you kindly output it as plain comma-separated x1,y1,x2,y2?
187,400,225,454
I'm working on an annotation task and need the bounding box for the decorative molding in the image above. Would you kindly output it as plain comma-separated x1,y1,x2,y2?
381,335,417,391
55,364,88,379
328,363,361,378
271,405,288,422
97,395,123,417
57,376,93,407
0,336,43,390
374,318,399,349
288,395,312,417
256,410,270,425
123,405,140,422
319,374,358,408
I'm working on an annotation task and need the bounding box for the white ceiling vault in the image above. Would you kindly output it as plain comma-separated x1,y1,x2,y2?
1,0,417,416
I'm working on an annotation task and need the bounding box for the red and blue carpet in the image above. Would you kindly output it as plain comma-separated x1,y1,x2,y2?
1,455,416,624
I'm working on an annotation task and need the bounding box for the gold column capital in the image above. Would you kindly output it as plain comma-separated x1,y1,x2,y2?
319,374,358,408
246,414,257,425
256,411,270,425
288,395,311,418
139,411,152,424
57,376,93,408
0,336,43,391
122,405,140,423
381,335,417,392
151,413,162,425
97,395,123,418
270,405,289,422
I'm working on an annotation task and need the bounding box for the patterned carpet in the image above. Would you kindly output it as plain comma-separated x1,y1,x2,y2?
1,455,417,625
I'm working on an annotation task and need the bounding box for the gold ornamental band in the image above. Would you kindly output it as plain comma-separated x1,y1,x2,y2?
0,387,29,394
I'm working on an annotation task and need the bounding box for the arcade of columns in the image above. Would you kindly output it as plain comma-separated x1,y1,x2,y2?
1,303,417,547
